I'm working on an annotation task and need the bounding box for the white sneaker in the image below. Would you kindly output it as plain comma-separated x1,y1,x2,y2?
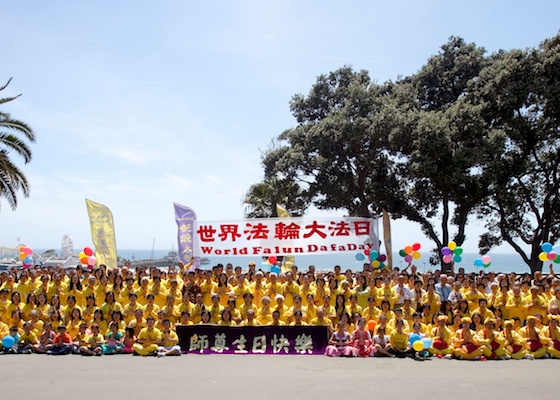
444,354,453,360
524,354,534,360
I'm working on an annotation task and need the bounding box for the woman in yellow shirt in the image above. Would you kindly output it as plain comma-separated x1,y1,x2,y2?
22,292,37,321
388,319,410,358
215,273,233,306
35,293,50,322
476,318,507,360
219,308,234,326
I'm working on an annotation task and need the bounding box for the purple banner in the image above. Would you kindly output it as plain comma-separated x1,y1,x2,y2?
176,325,329,355
174,203,199,269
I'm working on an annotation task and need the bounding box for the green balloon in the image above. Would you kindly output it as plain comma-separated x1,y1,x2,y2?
453,247,463,255
399,249,406,257
554,255,560,264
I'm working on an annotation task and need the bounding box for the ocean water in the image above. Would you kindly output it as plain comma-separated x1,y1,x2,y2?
118,249,541,274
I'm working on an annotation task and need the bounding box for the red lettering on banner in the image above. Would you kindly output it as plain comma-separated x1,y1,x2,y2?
328,221,351,236
353,221,371,235
274,222,301,240
244,223,269,239
303,221,327,239
200,247,213,254
197,225,217,242
218,224,242,242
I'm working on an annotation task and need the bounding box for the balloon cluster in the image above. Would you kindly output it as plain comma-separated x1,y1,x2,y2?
539,243,560,264
260,256,281,274
18,246,34,268
398,243,421,263
441,241,463,264
355,249,387,269
409,334,431,352
79,247,97,269
474,255,492,268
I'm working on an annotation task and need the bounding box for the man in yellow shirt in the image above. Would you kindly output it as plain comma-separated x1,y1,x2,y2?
133,316,162,356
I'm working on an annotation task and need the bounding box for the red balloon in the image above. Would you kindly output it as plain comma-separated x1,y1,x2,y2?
412,242,421,251
84,247,93,256
268,256,277,264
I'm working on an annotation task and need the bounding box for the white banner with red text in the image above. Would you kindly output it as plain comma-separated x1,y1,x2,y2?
193,217,378,256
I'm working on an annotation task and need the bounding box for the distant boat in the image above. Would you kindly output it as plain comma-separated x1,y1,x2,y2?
123,250,210,268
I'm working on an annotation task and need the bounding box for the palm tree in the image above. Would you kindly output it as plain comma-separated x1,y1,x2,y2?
242,176,308,218
0,78,35,211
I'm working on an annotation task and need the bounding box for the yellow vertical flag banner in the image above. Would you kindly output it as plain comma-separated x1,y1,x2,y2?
85,199,118,269
276,204,295,273
382,209,393,272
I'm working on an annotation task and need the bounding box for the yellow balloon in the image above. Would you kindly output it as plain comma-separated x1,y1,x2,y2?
539,252,548,262
19,252,26,260
412,251,421,260
448,241,457,251
371,260,380,268
413,341,424,352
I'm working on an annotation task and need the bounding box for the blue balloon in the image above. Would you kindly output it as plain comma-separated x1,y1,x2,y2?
542,242,553,253
474,258,483,267
259,262,271,272
409,333,421,345
270,265,281,274
355,253,365,261
23,256,33,264
2,336,15,349
369,250,379,261
421,338,432,350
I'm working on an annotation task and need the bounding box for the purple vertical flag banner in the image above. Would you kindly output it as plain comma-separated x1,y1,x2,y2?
174,203,199,269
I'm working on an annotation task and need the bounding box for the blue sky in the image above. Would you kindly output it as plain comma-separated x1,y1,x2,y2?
1,1,559,254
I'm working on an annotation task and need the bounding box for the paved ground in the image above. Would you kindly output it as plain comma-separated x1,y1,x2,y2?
0,355,556,400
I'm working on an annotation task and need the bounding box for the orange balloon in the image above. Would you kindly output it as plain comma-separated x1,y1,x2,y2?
404,245,413,255
80,256,89,265
367,320,377,332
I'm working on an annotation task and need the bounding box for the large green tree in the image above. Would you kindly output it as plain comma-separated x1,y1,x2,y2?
474,35,560,273
0,78,35,211
261,67,398,219
388,37,500,260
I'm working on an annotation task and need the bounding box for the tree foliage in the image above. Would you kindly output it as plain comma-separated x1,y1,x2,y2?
245,34,560,273
0,78,35,211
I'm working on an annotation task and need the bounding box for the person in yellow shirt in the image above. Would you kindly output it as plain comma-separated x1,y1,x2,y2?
298,274,315,307
429,315,453,358
176,310,193,327
543,315,560,358
471,298,495,323
209,295,224,324
27,310,44,338
17,322,39,354
133,316,162,356
500,319,525,359
476,318,507,360
256,296,273,325
421,284,441,321
239,292,258,321
453,317,485,360
283,272,300,308
314,278,329,308
525,286,548,323
274,295,290,324
80,323,104,356
129,309,147,336
506,287,528,324
66,274,84,308
266,273,284,307
388,308,410,333
304,294,318,323
269,310,286,326
290,310,307,326
160,294,179,325
143,294,160,321
287,295,305,324
218,308,234,326
345,294,363,319
157,319,181,357
122,293,143,325
215,273,234,306
379,300,395,322
519,315,548,359
241,309,261,326
309,307,333,335
388,319,410,358
100,291,123,322
251,272,268,306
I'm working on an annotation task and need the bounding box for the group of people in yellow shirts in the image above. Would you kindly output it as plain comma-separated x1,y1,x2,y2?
0,260,559,360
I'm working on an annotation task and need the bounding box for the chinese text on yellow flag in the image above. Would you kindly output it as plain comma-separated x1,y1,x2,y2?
85,199,118,269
